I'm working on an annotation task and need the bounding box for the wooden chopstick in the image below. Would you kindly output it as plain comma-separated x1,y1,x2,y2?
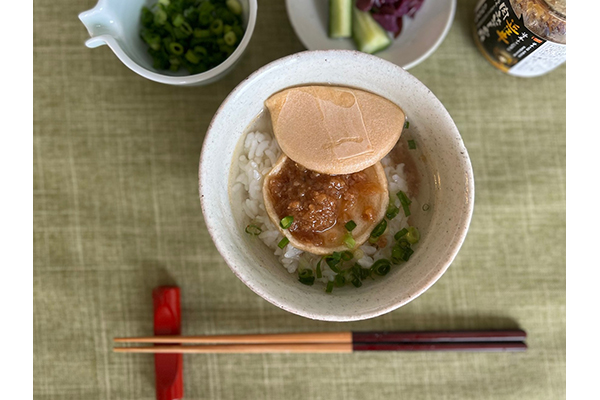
113,341,527,354
114,331,352,344
113,330,527,353
114,330,526,345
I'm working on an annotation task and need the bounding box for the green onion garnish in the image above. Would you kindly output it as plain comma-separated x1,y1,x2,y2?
139,0,246,74
245,224,262,235
280,216,294,229
386,203,400,220
370,219,387,239
326,281,334,293
404,121,410,129
341,250,354,261
391,243,404,264
408,140,416,150
351,278,362,288
394,228,409,241
397,190,412,217
298,269,315,286
334,273,347,287
316,259,322,279
371,259,392,276
345,220,357,231
406,227,420,244
277,237,289,249
343,233,356,249
324,253,342,273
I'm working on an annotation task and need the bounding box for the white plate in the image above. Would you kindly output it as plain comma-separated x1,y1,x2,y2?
285,0,456,69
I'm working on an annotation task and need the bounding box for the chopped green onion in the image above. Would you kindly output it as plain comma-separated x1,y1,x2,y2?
371,259,391,276
345,220,357,231
354,248,364,260
408,140,416,150
298,269,315,286
245,224,262,235
370,219,387,239
226,0,243,15
172,14,185,27
154,7,168,25
316,259,322,279
185,50,200,64
168,42,184,55
280,216,294,229
394,228,409,241
194,28,211,38
404,121,410,129
334,273,347,287
325,255,341,273
224,31,237,46
351,278,362,288
326,280,334,293
391,243,404,264
401,247,414,261
343,234,356,249
406,227,420,244
341,250,353,261
210,18,224,35
397,190,412,217
277,237,289,249
385,203,400,220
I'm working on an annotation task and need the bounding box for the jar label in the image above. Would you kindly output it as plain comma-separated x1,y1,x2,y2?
474,0,566,77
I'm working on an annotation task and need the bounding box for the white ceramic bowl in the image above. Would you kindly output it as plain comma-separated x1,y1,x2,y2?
78,0,257,86
199,50,474,321
285,0,456,69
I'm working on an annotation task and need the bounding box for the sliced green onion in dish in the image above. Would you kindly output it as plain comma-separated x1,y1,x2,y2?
371,259,391,276
394,228,409,241
280,216,294,229
408,140,416,150
326,280,334,293
343,233,356,249
277,237,289,249
224,31,237,46
325,254,342,273
341,250,354,261
369,219,387,243
334,273,347,287
245,224,262,235
385,203,400,220
396,190,412,217
345,220,357,231
406,226,420,244
298,269,315,286
351,278,362,288
404,121,410,129
316,259,323,279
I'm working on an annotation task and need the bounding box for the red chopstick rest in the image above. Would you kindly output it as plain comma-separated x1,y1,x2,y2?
153,287,183,400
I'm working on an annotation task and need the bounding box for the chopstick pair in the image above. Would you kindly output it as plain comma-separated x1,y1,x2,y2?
113,330,527,353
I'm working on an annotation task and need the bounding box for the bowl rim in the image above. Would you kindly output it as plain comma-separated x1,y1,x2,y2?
284,0,457,70
79,0,258,85
199,49,475,321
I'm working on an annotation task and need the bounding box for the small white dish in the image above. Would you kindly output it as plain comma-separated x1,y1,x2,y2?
285,0,456,69
199,50,474,322
78,0,257,86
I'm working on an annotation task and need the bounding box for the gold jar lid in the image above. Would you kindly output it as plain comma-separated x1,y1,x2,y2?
510,0,566,44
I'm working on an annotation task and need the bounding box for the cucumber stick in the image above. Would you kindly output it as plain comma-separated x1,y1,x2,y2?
329,0,352,38
352,8,392,54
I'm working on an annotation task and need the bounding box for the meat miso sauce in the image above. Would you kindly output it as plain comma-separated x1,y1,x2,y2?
229,85,432,292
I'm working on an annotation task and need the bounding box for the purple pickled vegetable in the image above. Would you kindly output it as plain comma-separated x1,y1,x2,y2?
371,13,400,34
355,0,424,35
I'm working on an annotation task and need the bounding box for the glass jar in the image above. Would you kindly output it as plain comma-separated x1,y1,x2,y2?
473,0,566,77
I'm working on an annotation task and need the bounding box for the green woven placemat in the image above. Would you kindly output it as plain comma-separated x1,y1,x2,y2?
34,0,565,399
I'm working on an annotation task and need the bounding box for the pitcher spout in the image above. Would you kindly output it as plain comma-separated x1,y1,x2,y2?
78,1,119,48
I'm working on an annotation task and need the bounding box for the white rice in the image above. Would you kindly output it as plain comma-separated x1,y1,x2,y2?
233,130,412,283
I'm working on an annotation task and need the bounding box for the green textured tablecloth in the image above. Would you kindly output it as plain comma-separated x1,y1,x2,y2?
33,0,566,399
